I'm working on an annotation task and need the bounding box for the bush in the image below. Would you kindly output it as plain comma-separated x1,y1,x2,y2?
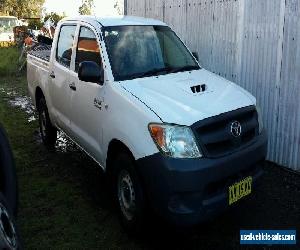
28,19,43,30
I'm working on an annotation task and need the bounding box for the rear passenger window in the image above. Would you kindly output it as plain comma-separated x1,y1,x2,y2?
56,25,76,68
75,26,102,72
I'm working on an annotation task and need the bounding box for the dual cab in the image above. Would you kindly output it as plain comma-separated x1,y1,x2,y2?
27,16,267,232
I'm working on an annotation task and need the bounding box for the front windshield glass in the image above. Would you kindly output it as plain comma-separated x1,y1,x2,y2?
0,17,17,33
103,25,200,81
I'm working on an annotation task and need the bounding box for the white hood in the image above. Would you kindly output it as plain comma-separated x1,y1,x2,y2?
120,69,255,126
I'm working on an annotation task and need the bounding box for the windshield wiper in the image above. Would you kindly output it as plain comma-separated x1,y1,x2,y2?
132,65,199,78
168,65,200,74
119,65,200,81
128,67,171,79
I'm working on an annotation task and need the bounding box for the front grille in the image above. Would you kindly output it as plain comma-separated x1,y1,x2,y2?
192,106,259,158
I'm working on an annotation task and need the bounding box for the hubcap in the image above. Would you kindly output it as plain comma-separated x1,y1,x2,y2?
0,203,17,249
118,170,136,221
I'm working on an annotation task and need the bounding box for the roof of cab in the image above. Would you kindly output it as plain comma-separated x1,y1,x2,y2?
62,15,167,27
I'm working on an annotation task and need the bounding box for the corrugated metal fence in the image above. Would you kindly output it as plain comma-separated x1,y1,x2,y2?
125,0,300,171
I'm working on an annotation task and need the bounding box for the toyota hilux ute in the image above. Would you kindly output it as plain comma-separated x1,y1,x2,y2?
27,16,267,231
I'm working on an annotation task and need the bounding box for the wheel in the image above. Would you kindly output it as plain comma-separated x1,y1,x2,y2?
38,98,57,147
0,193,21,250
113,152,146,234
0,124,18,215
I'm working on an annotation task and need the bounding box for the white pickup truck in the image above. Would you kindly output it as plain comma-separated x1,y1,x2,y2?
27,15,267,231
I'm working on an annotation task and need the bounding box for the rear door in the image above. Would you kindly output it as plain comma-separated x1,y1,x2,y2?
48,24,77,133
68,24,105,164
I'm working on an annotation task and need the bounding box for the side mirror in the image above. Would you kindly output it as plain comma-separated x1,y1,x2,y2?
78,61,104,85
192,52,199,62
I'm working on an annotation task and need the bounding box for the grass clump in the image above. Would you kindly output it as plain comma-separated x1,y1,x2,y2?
0,47,20,76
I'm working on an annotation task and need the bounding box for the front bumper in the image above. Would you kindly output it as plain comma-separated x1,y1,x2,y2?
136,130,267,226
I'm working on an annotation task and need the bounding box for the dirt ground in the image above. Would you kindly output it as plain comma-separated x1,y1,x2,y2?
0,73,299,249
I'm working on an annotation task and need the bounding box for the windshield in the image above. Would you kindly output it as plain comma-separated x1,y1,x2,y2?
0,17,17,33
103,25,200,81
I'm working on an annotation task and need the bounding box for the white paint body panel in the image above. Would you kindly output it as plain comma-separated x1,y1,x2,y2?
0,32,14,42
121,69,255,126
0,16,17,42
63,15,167,27
27,15,256,170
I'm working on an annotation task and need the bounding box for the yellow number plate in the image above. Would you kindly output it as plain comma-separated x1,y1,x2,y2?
229,176,252,205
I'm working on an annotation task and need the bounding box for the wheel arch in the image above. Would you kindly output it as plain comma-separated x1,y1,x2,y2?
106,139,134,175
35,86,44,109
105,138,149,213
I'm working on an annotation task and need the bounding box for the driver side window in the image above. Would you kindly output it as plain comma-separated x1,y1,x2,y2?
75,26,102,72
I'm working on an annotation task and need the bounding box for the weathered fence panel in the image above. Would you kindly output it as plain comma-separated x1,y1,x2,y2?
125,0,300,171
275,0,300,169
238,0,285,167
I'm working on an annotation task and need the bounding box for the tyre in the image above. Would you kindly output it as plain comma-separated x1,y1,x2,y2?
38,98,57,147
113,152,146,234
0,193,21,250
0,124,18,215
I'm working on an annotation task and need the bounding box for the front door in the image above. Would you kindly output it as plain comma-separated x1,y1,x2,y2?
69,25,105,164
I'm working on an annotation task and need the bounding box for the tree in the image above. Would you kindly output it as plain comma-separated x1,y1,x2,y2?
0,0,8,15
78,0,94,15
28,19,43,30
27,12,65,30
43,12,65,26
0,0,45,18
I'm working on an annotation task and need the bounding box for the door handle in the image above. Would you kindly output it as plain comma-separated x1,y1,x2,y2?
69,82,76,91
49,72,55,79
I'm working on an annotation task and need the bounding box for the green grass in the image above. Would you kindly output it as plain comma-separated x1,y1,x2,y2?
0,47,20,76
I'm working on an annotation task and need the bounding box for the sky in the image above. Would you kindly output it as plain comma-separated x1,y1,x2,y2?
43,0,119,17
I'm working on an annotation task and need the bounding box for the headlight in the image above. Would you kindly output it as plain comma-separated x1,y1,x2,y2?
148,123,202,158
256,105,263,134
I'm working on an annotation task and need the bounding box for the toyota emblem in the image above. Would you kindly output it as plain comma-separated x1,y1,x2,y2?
230,121,242,137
